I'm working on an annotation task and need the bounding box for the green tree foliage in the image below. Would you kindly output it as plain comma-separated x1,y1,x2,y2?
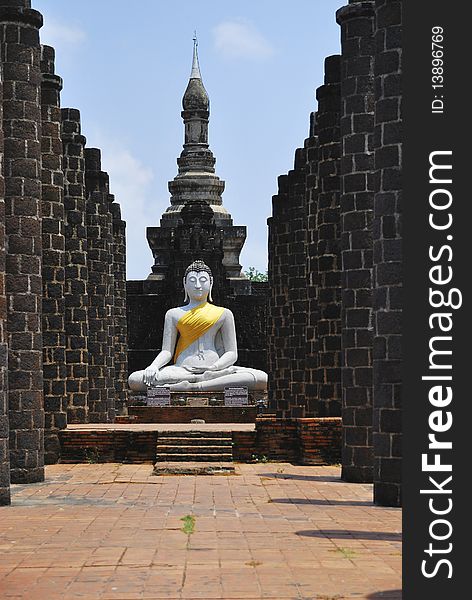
244,267,268,282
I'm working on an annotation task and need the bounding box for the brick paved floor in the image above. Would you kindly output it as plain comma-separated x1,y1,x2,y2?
0,463,401,599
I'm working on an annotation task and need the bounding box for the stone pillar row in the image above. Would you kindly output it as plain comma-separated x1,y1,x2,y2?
268,0,402,506
0,0,128,500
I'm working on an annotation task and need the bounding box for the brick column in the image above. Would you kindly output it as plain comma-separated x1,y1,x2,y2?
304,115,320,415
40,45,66,463
61,108,89,424
267,175,290,415
287,148,308,417
85,148,114,423
1,0,45,483
0,65,11,505
314,55,342,417
372,0,402,506
336,0,375,483
111,201,128,416
268,146,308,419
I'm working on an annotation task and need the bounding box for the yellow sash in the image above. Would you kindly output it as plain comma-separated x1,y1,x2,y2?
174,302,225,361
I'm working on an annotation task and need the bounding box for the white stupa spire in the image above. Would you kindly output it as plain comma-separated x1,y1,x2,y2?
190,31,202,79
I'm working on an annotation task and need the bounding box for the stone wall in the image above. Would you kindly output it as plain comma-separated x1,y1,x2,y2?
0,0,128,502
267,0,402,506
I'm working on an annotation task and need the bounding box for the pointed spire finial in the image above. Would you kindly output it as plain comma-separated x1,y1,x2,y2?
190,31,202,80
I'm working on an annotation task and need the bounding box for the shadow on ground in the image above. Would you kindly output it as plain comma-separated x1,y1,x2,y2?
296,529,402,542
261,472,343,482
367,590,402,599
270,497,373,506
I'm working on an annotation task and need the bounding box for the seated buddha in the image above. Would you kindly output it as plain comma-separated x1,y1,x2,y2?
128,260,268,392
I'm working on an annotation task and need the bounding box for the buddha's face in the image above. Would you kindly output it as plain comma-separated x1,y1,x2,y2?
184,270,212,302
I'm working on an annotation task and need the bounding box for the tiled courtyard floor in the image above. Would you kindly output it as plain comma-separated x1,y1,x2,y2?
0,463,401,599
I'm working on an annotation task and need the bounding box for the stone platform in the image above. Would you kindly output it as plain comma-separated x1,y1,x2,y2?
58,418,342,466
126,405,258,423
128,390,268,407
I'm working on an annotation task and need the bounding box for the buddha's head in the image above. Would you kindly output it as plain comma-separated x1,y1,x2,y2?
183,260,213,303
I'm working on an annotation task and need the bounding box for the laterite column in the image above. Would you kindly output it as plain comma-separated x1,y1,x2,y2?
337,0,375,482
314,55,342,417
111,201,128,416
62,108,89,424
372,0,402,506
40,45,66,462
0,63,11,504
1,0,45,483
85,148,114,423
304,114,319,415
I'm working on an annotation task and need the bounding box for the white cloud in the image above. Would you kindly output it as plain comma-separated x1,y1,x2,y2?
213,20,274,60
94,137,158,280
41,17,86,48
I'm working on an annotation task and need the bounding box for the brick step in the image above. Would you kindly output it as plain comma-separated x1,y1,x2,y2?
155,453,233,462
156,445,232,455
157,431,233,439
156,437,232,446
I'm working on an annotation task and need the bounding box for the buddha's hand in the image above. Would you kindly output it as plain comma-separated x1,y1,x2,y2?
143,365,160,386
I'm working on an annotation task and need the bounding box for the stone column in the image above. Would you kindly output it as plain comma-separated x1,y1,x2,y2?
1,0,44,483
111,201,128,416
304,115,319,415
40,45,66,463
267,175,290,415
61,108,89,424
336,0,375,483
314,55,342,417
85,148,114,423
0,64,11,505
372,0,402,507
287,148,308,417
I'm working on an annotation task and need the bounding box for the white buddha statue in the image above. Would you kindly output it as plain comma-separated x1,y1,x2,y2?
128,260,268,392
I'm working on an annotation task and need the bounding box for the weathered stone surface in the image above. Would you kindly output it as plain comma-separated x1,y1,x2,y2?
85,148,115,423
0,67,11,505
2,0,45,484
372,0,402,507
61,108,89,424
337,0,375,484
40,44,66,464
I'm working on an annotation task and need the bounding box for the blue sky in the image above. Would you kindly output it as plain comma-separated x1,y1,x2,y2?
34,0,343,280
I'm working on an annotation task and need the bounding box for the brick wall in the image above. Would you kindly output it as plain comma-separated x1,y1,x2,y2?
58,418,342,466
